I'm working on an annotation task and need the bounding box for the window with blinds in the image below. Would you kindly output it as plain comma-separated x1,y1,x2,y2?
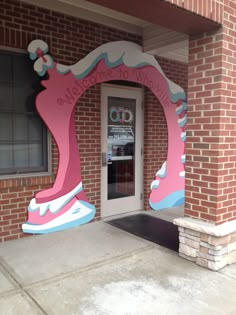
0,51,48,176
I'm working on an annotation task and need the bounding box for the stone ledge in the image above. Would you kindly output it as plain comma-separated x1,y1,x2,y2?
174,217,236,237
175,217,236,270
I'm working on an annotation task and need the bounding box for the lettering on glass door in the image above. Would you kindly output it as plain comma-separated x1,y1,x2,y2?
107,97,135,200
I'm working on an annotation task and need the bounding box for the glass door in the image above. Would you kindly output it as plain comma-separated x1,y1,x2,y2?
101,85,143,218
107,97,135,200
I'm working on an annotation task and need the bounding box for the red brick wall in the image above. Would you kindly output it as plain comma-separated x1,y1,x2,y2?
186,0,236,225
144,57,188,210
158,57,188,92
0,0,188,242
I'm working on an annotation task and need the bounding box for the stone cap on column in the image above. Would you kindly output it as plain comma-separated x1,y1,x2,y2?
174,217,236,237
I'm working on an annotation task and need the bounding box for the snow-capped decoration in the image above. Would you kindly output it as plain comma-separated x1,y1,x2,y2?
22,199,96,234
56,41,186,103
155,161,167,179
27,40,53,76
28,39,49,60
176,103,184,115
178,115,187,128
28,182,83,216
151,179,160,190
182,101,188,110
33,55,54,76
181,131,186,142
22,39,187,234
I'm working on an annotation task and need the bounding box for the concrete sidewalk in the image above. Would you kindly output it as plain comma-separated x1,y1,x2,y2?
0,220,236,315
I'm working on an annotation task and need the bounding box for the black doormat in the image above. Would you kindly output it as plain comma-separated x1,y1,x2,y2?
107,214,179,252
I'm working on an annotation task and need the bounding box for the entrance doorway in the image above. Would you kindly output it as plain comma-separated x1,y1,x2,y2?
101,84,143,217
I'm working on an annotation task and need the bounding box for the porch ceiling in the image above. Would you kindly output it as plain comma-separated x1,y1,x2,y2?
23,0,190,63
143,24,189,63
23,0,191,63
86,0,221,35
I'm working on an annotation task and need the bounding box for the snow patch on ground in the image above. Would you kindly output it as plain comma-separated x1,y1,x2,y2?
79,279,191,315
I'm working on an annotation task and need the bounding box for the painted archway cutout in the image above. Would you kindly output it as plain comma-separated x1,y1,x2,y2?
22,40,187,234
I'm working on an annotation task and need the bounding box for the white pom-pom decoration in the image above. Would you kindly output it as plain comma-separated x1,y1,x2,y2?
28,40,49,60
34,55,54,76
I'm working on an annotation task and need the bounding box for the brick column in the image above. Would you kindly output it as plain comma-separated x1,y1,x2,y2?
174,1,236,270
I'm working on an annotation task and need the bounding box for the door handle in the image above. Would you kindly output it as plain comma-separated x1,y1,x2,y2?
102,152,113,166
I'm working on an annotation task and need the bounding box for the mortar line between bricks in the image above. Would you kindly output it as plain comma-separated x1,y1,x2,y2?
0,259,48,315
